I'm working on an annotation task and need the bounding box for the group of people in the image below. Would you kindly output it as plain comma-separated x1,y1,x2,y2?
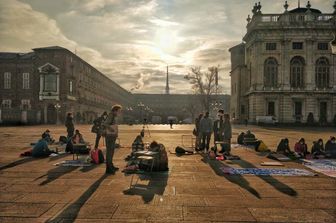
194,110,232,154
32,105,123,175
277,137,336,159
65,106,123,174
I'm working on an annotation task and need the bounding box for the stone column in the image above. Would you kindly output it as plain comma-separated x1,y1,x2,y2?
305,38,315,90
44,104,47,124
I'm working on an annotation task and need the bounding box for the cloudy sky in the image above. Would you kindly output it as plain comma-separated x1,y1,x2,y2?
0,0,333,94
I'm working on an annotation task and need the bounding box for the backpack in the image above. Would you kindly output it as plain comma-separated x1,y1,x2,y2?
59,136,67,144
91,149,104,164
90,149,99,164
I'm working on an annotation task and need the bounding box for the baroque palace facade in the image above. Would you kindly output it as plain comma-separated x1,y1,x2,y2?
230,1,336,124
0,46,229,124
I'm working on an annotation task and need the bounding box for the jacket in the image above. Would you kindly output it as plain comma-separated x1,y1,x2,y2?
199,117,213,134
294,142,307,154
103,113,118,137
223,120,232,140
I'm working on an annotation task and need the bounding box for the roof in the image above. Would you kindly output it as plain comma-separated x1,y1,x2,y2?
289,7,322,14
229,43,245,52
0,52,35,60
32,46,67,51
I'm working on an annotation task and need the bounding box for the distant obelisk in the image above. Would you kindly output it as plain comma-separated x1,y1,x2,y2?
165,66,170,94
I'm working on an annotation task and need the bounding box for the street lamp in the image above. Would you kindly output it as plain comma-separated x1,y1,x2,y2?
137,102,145,121
55,103,61,125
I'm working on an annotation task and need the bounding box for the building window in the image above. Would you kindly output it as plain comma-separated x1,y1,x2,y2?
241,105,245,115
290,56,305,88
23,73,30,89
44,73,57,92
69,80,73,94
317,43,328,50
292,42,303,50
315,57,329,89
294,101,302,116
21,99,30,110
264,57,278,87
4,72,11,89
2,99,11,108
266,43,277,50
267,102,275,116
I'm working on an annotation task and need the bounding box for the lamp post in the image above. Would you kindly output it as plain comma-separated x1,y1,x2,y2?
55,103,61,125
137,102,145,122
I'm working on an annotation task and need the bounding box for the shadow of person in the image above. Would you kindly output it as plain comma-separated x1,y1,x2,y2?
200,154,261,199
123,171,169,204
0,157,38,171
232,159,297,197
46,174,108,222
38,166,79,186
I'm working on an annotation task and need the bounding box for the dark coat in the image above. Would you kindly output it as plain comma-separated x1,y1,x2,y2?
65,116,74,130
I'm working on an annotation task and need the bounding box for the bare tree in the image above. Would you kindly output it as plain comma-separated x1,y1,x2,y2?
184,66,219,111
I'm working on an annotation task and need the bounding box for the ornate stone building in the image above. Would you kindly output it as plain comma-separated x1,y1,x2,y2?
230,1,336,124
0,46,134,124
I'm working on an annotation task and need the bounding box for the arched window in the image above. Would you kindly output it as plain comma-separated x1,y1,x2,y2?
315,57,329,89
290,56,305,88
264,58,278,87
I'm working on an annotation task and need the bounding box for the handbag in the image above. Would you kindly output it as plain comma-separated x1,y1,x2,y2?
91,125,99,133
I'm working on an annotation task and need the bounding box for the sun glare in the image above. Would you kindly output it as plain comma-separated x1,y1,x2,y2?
154,28,178,53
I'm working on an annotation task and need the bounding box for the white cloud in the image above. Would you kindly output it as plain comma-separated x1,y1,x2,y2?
2,0,333,95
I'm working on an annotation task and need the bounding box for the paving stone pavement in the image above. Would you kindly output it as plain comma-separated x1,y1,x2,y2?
0,124,335,222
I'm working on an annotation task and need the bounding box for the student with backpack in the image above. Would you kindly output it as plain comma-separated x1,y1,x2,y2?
92,111,108,149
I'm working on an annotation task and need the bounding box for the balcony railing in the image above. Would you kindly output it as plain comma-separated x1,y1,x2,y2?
247,13,335,31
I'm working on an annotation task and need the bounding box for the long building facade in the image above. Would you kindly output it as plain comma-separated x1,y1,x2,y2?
230,2,336,124
0,46,230,125
0,46,134,124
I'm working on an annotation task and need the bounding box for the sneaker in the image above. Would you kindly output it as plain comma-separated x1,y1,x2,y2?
112,165,119,171
105,169,115,174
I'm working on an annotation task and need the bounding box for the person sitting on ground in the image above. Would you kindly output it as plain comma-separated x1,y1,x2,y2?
311,139,326,159
325,136,336,158
42,129,55,144
72,129,85,144
294,138,309,158
237,132,245,145
32,134,56,157
243,130,257,145
276,138,293,156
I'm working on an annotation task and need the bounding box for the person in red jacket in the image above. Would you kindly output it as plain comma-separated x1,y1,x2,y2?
294,138,309,158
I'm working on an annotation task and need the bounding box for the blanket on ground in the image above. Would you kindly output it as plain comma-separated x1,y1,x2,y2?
220,167,314,176
303,159,336,178
54,160,92,167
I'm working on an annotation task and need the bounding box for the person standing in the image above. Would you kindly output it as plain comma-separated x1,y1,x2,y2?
103,105,122,174
93,111,108,149
213,110,224,151
65,113,74,139
194,113,203,151
223,114,232,154
199,111,213,152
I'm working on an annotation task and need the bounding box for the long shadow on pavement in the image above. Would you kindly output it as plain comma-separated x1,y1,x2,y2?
37,166,79,186
201,154,261,199
0,157,37,171
46,174,108,222
233,159,297,197
123,171,169,203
